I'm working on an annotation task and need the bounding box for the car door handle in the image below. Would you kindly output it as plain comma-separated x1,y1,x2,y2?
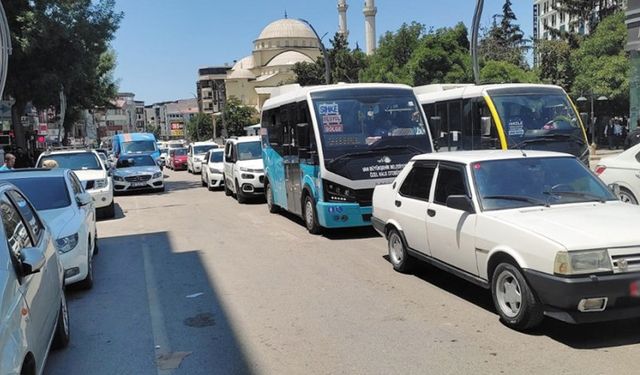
427,209,436,217
395,200,402,207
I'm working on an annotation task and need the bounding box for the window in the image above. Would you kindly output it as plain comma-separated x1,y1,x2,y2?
399,165,435,200
461,98,500,150
7,177,72,210
1,194,32,277
7,191,43,243
448,101,463,151
434,166,468,205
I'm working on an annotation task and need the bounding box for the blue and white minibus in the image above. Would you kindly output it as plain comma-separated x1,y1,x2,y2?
112,132,160,161
261,83,434,233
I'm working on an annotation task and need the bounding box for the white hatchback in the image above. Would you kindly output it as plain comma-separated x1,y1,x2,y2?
187,141,218,174
201,149,225,190
373,150,640,330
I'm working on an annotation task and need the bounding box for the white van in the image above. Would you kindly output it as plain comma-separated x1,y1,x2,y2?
187,141,218,174
223,136,264,203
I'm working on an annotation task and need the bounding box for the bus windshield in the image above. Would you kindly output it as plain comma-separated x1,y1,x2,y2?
489,89,586,149
122,140,157,153
311,88,431,180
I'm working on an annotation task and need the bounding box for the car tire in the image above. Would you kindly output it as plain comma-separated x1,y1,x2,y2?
619,187,638,205
491,262,544,331
224,175,232,196
201,175,207,187
101,200,115,219
266,183,279,213
77,245,94,290
303,194,322,234
51,290,70,350
387,228,414,273
236,179,247,204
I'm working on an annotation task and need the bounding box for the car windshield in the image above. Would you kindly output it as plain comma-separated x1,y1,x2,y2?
237,141,261,161
39,153,102,170
194,145,216,154
122,140,156,153
489,89,585,149
7,177,71,210
117,155,156,168
168,143,183,149
311,88,431,180
473,157,616,211
210,151,223,162
159,148,168,154
173,148,187,156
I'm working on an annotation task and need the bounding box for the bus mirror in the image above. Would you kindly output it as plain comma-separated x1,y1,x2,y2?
430,116,441,137
481,117,492,136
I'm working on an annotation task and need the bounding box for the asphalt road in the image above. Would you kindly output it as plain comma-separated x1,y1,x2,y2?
46,169,640,375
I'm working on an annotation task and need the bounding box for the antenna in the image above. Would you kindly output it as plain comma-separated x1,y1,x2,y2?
284,10,288,19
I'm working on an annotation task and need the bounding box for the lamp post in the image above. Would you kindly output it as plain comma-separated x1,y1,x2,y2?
577,94,608,146
298,18,331,85
471,0,484,84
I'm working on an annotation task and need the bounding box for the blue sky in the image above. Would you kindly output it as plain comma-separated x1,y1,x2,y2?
112,0,533,104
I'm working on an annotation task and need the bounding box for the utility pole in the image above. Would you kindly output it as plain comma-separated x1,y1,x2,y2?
471,0,484,84
0,2,11,98
299,18,331,85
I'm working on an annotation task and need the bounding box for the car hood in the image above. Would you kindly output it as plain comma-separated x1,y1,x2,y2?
39,207,76,238
114,166,159,176
207,162,224,170
486,201,640,250
73,169,106,181
237,159,264,170
174,156,187,162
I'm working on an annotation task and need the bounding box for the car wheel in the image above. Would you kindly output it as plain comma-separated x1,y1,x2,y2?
491,262,544,331
236,179,247,204
51,290,70,350
266,183,279,213
100,200,115,219
201,173,207,187
303,194,322,234
224,175,232,196
387,228,414,273
77,245,94,290
619,188,638,205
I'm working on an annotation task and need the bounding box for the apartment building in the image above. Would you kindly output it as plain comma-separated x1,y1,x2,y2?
197,66,230,114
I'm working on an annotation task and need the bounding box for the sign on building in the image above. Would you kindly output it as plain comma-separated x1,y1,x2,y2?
170,122,184,137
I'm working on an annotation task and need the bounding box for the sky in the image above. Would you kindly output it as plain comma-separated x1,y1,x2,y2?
112,0,533,105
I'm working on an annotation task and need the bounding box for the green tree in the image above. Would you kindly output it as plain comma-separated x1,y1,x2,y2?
479,0,528,67
187,113,214,142
536,39,574,87
292,60,324,86
571,11,628,113
222,96,258,136
5,0,122,148
480,61,539,84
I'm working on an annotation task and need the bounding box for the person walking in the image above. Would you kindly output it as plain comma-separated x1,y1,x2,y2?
0,153,16,171
613,117,624,149
605,118,616,150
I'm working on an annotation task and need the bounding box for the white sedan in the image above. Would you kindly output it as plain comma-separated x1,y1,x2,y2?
201,149,225,190
372,150,640,330
595,142,640,204
0,168,98,288
112,154,165,193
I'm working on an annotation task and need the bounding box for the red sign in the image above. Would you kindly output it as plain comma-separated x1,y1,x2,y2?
38,124,48,135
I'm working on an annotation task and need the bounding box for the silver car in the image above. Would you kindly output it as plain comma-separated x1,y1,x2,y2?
112,154,165,193
0,181,69,374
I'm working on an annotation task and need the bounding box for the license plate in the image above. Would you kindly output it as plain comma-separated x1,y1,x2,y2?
131,182,147,187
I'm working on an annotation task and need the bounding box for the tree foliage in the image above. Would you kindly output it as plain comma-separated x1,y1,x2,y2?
187,113,215,142
222,96,258,137
5,0,122,147
480,61,539,84
479,0,528,67
536,39,574,87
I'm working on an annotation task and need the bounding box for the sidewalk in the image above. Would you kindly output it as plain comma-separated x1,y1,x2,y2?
590,147,623,164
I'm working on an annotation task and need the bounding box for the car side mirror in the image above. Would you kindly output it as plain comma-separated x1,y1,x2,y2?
609,183,621,198
446,195,475,213
76,192,93,207
481,116,492,136
21,247,45,275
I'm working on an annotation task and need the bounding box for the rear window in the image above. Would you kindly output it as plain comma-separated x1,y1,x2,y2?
38,153,102,170
7,177,71,210
210,151,223,162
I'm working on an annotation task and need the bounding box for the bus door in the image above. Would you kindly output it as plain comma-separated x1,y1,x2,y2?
283,103,305,217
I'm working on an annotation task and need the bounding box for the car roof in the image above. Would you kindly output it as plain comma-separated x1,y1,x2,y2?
0,168,69,180
41,149,96,155
191,141,217,146
412,150,573,164
227,136,260,144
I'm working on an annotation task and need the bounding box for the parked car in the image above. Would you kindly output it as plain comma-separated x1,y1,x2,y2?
187,141,218,174
112,154,164,193
36,150,115,219
201,149,225,190
223,136,265,203
372,150,640,330
595,142,640,204
168,148,188,171
0,181,70,374
0,169,98,289
95,150,112,170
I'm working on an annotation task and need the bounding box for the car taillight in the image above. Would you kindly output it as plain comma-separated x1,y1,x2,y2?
631,280,640,297
594,165,606,175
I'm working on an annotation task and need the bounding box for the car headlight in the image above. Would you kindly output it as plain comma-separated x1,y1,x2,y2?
95,178,108,189
239,167,263,173
56,233,79,253
209,167,222,174
113,175,124,182
554,250,612,275
323,179,357,203
152,172,162,179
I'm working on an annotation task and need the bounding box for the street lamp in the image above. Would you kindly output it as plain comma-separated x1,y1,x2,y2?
577,94,608,145
298,18,331,85
471,0,484,84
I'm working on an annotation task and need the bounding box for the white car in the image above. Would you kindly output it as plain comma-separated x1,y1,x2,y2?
595,142,640,204
36,149,115,219
201,149,225,190
0,169,98,288
112,154,164,193
223,136,265,203
372,150,640,330
187,141,219,174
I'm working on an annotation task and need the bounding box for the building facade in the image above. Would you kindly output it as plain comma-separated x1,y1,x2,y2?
197,66,230,114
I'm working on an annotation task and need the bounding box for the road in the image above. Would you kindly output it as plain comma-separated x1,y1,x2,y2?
46,169,640,375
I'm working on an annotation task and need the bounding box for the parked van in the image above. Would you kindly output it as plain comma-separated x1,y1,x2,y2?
223,136,264,203
112,133,159,161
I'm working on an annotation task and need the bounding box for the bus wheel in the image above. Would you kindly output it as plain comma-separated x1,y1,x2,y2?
303,195,322,235
266,183,279,213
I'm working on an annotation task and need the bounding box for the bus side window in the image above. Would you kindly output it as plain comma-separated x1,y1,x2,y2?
448,100,462,151
435,103,448,150
473,99,500,150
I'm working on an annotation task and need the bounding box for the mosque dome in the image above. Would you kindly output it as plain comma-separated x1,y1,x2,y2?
256,18,316,40
266,51,314,67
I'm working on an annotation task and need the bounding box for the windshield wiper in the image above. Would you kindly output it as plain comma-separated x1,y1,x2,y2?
482,195,549,207
543,189,607,203
512,133,585,149
327,150,376,168
370,145,424,154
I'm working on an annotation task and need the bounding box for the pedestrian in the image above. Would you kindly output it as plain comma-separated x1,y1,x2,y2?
605,118,616,150
625,119,640,150
0,153,16,171
613,117,624,149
